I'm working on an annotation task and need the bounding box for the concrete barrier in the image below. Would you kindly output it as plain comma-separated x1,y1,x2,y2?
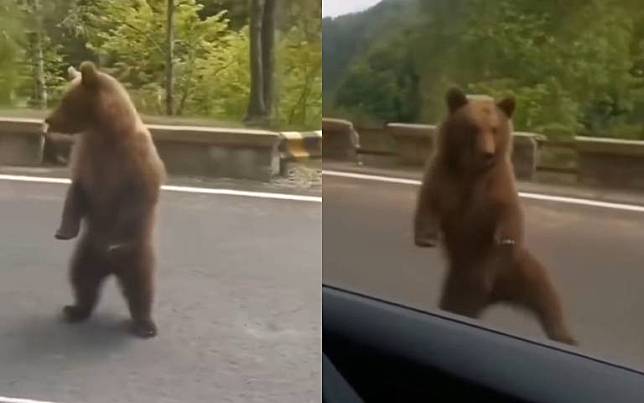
0,118,283,182
512,132,544,180
387,123,542,179
322,118,359,161
279,130,322,160
387,123,436,165
150,124,281,182
355,127,395,155
576,136,644,189
0,118,44,166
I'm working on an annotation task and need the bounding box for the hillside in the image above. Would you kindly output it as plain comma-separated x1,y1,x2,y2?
322,0,418,105
323,0,644,138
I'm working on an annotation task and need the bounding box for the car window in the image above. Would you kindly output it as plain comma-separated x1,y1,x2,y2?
322,0,644,370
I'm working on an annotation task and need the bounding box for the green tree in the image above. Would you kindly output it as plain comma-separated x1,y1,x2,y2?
0,0,26,105
276,0,322,128
0,0,66,108
335,33,419,124
327,0,644,138
0,0,322,130
165,0,175,115
80,0,240,117
244,0,278,126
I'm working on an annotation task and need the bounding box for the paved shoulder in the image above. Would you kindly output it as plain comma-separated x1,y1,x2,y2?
323,172,644,370
0,179,321,403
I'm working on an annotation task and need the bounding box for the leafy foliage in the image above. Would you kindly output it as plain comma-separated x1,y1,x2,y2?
277,0,322,128
0,0,26,105
0,0,322,129
326,0,644,138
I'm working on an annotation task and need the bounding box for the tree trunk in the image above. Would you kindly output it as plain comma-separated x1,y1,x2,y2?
245,0,266,125
165,0,175,116
28,0,47,109
261,0,277,121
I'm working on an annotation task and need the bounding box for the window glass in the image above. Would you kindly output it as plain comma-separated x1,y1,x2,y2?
323,0,644,370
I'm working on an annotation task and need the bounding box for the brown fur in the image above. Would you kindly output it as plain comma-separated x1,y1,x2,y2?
414,88,576,345
45,62,165,338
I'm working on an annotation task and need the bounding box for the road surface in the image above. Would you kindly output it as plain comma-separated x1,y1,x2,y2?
323,166,644,371
0,176,321,403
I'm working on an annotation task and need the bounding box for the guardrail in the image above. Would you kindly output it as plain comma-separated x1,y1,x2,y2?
322,118,359,161
536,138,577,173
0,117,320,182
575,136,644,189
0,118,45,166
325,117,644,190
352,123,543,180
279,130,322,161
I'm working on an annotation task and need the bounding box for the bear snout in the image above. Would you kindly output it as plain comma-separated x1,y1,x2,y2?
481,151,495,164
43,117,60,134
479,151,496,169
44,116,55,130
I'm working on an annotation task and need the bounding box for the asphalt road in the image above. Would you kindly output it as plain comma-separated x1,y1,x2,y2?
323,169,644,370
0,178,321,403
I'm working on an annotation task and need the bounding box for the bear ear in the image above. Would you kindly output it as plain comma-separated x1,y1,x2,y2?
446,87,468,114
67,66,80,81
79,61,99,87
497,96,516,118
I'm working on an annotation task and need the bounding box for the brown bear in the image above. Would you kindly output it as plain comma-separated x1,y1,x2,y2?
413,88,576,345
45,62,165,338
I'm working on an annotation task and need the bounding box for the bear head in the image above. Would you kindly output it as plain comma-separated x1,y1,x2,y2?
437,87,515,174
44,61,136,135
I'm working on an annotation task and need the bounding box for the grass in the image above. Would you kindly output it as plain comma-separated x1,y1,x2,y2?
0,108,243,128
0,108,320,131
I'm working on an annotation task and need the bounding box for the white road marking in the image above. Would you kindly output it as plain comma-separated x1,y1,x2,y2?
0,396,61,403
0,174,71,185
162,185,322,203
0,174,321,203
323,170,644,213
323,170,422,185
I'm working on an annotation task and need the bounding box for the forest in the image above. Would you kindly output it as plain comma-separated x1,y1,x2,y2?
0,0,322,130
323,0,644,139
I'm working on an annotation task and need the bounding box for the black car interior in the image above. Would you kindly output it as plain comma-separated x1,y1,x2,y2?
323,285,644,403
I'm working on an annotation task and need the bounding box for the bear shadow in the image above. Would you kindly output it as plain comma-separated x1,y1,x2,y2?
2,312,134,367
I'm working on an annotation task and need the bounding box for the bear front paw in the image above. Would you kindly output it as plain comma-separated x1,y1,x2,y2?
55,227,79,240
106,243,126,253
106,242,134,255
62,305,91,322
415,235,438,248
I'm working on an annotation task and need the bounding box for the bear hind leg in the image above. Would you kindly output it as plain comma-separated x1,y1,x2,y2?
63,240,108,322
501,251,576,345
439,270,491,318
115,248,157,338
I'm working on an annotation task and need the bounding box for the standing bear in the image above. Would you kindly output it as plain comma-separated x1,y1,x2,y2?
45,62,165,338
414,88,576,345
